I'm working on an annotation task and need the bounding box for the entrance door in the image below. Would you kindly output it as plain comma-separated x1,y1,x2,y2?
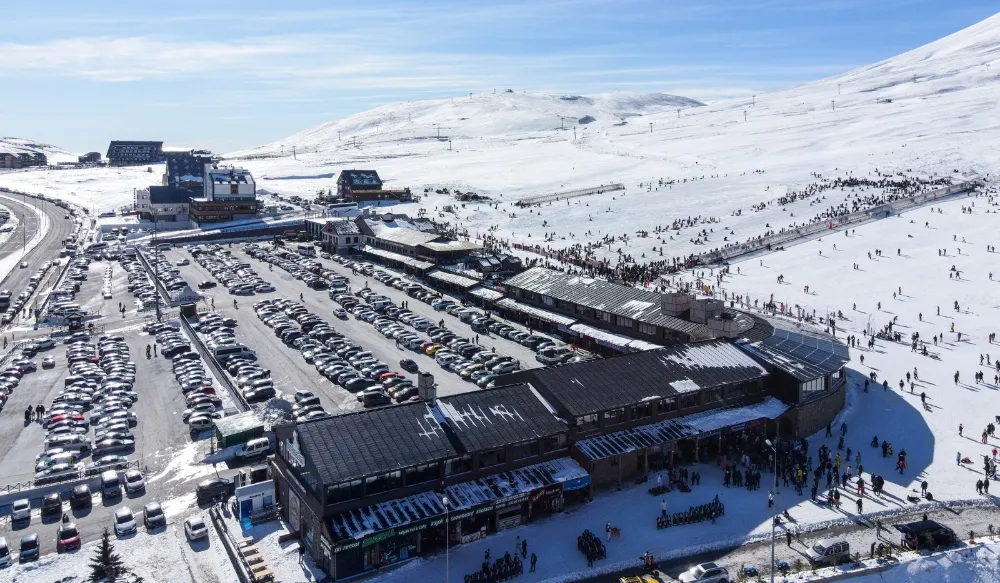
289,492,301,532
240,499,252,519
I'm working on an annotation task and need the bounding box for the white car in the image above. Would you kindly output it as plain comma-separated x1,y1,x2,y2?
176,259,189,266
123,469,145,494
184,516,209,541
678,562,730,583
10,499,30,522
113,507,137,536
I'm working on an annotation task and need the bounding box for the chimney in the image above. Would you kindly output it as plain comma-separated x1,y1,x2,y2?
660,291,690,317
418,372,437,405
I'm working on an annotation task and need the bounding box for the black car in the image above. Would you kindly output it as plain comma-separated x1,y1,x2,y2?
198,281,217,289
41,493,63,516
143,502,166,529
196,477,234,505
244,386,276,403
896,520,957,550
399,359,419,373
70,484,92,509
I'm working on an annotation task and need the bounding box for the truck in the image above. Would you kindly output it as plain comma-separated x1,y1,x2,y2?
282,230,298,240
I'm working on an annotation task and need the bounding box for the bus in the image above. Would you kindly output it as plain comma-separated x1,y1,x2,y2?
296,244,316,257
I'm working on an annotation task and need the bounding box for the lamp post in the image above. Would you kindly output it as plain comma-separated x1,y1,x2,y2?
443,495,450,583
766,439,778,583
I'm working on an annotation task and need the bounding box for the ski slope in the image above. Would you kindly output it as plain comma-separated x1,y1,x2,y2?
0,137,77,165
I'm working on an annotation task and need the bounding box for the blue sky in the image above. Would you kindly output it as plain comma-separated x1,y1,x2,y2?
0,0,996,153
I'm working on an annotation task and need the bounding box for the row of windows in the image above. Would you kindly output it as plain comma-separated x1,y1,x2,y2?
321,435,569,507
575,383,762,428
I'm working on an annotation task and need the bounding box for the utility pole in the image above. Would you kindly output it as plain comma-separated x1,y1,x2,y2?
838,83,841,95
293,146,297,160
677,109,680,119
832,100,835,111
448,140,452,151
338,131,341,140
152,217,161,323
649,122,653,134
573,127,577,140
752,94,755,106
744,111,747,122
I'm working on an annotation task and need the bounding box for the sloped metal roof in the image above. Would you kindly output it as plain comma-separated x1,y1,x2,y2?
523,340,769,417
294,384,565,486
503,267,710,337
739,328,849,381
575,397,788,460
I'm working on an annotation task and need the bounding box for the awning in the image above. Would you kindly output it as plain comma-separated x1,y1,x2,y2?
469,286,504,301
328,457,587,550
627,339,663,352
569,323,632,351
362,247,435,270
574,397,789,461
426,269,480,289
496,298,577,327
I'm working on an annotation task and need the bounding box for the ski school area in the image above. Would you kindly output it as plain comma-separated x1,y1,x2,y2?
345,191,1000,583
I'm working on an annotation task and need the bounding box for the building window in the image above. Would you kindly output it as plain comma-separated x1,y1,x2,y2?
603,408,627,425
576,413,599,431
325,480,363,505
601,312,613,323
364,470,403,495
404,463,439,486
541,295,554,307
727,385,746,400
478,448,507,469
542,433,567,452
635,402,652,419
656,397,677,414
511,440,541,461
616,315,633,328
800,377,827,399
638,322,657,336
679,393,699,409
706,389,723,404
445,455,473,476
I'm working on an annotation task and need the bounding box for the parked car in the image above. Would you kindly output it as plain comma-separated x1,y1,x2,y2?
805,537,850,567
184,516,209,541
70,484,93,509
195,477,234,504
143,502,166,530
123,469,146,494
113,507,137,536
18,534,39,562
896,520,956,550
40,493,62,516
0,537,10,568
678,562,730,583
56,522,81,552
10,499,30,522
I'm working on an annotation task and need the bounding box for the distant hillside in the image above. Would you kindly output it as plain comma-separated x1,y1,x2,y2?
0,137,77,165
229,91,704,157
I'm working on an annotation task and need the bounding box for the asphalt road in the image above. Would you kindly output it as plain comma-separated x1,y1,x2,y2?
0,193,75,299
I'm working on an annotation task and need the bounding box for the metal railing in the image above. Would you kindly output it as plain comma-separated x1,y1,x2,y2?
0,460,140,495
178,316,249,413
516,183,624,205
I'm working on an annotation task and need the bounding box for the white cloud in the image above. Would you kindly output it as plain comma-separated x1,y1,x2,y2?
0,36,308,81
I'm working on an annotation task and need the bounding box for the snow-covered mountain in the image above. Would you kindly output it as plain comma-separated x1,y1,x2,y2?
0,137,77,164
232,91,704,158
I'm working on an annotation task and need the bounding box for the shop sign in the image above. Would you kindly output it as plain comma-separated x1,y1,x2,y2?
493,492,529,510
562,475,591,491
460,528,486,544
531,485,562,503
362,529,397,549
497,515,522,531
285,430,306,469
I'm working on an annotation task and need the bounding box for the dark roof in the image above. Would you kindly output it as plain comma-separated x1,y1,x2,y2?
293,383,564,485
340,170,382,188
739,328,849,381
148,186,195,205
520,340,769,417
328,220,360,235
503,267,709,337
166,155,212,187
295,401,460,486
435,384,564,451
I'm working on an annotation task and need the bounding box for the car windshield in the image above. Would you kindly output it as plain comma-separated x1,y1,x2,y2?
61,527,78,538
147,507,162,517
693,566,706,577
812,543,827,554
116,513,132,524
22,539,37,550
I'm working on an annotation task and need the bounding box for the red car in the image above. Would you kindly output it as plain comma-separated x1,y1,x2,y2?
377,371,401,382
45,413,85,427
57,522,81,552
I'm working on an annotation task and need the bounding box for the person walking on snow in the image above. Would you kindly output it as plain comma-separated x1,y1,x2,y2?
660,499,667,517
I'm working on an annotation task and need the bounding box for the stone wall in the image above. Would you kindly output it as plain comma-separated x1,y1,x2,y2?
790,381,846,438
